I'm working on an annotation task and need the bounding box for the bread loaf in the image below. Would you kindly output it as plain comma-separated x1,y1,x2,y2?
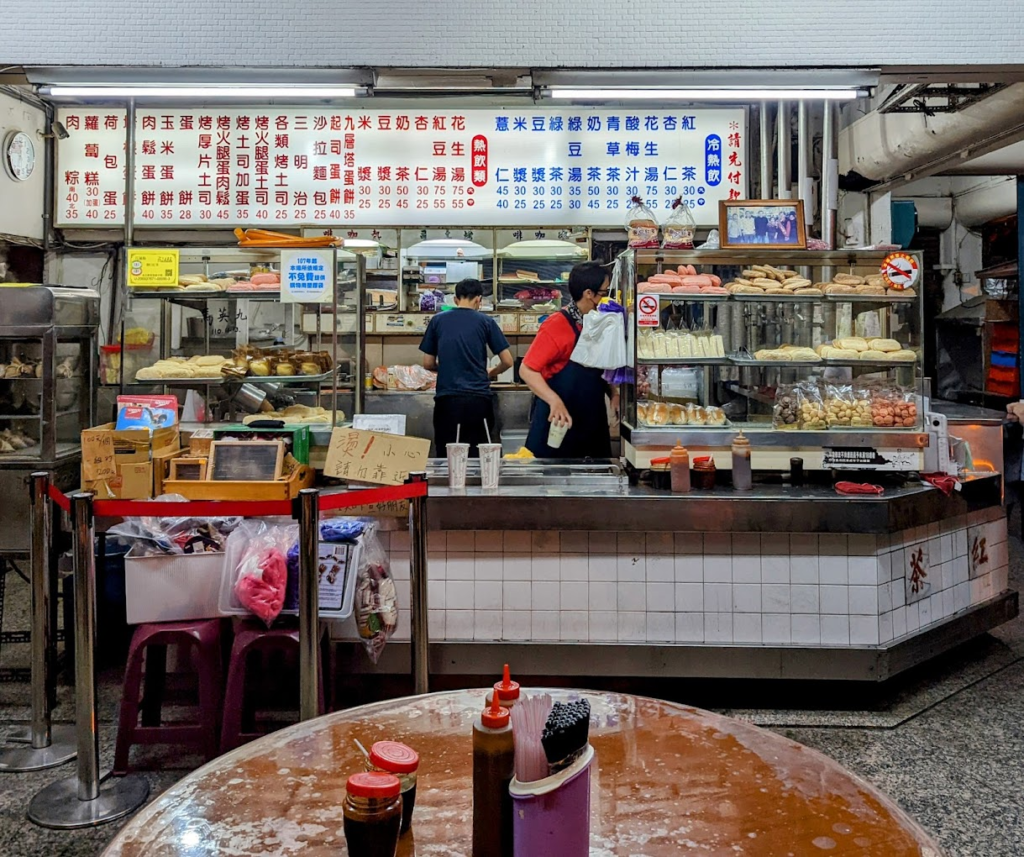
868,338,901,353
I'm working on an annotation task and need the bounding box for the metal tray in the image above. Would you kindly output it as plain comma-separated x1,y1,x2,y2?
732,292,824,301
132,369,338,386
730,354,822,367
824,293,916,303
637,357,731,366
822,357,917,368
642,292,730,302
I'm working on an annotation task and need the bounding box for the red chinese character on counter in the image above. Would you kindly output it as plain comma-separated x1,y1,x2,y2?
84,144,100,158
330,189,341,204
199,116,213,130
104,115,119,130
255,116,269,131
330,116,343,131
294,155,308,170
141,165,156,180
452,115,466,131
275,135,289,149
198,154,212,169
237,154,251,170
415,167,428,181
295,192,308,206
275,155,288,169
344,134,355,150
276,115,289,130
314,116,328,131
65,116,80,130
236,174,250,187
161,142,174,155
104,191,118,205
433,116,446,131
314,142,327,156
313,166,327,181
344,170,354,186
199,191,212,205
728,152,741,167
728,133,741,148
294,116,309,130
358,116,372,130
344,153,355,168
378,116,391,130
141,116,155,131
433,142,446,156
452,142,466,157
84,172,99,185
727,171,742,186
452,167,465,183
198,172,211,187
314,191,327,206
236,191,250,205
728,189,741,200
160,191,174,206
330,164,341,180
179,190,193,206
275,191,289,205
63,170,80,185
344,189,354,204
396,116,410,131
433,167,446,181
331,139,342,156
158,115,173,131
198,134,212,149
415,116,428,131
180,115,194,130
141,191,155,206
140,140,156,155
378,166,391,181
358,167,371,182
396,167,410,181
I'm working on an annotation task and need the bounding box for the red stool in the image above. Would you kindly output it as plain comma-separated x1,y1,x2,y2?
220,619,326,753
113,618,223,775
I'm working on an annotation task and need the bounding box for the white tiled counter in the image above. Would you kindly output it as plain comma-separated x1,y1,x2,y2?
332,474,1017,681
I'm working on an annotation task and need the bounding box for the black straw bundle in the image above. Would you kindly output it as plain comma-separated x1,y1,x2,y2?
541,699,591,774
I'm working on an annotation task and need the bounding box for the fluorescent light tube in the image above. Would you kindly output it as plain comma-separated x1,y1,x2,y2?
547,88,864,101
46,86,359,98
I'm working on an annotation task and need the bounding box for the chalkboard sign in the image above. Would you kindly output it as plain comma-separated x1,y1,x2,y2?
170,457,207,481
206,441,284,482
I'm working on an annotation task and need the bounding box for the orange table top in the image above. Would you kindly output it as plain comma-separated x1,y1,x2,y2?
102,689,943,857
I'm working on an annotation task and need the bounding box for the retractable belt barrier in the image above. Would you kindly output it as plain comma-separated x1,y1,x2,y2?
22,473,431,829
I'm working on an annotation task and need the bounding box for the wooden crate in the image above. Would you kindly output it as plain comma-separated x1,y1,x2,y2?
162,464,315,501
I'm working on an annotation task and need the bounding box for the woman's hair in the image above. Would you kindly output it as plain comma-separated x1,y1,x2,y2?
568,261,608,302
455,278,485,300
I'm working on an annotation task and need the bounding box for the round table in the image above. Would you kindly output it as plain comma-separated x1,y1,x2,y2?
102,690,943,857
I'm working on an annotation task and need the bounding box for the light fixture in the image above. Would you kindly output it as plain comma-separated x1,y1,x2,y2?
545,88,866,101
43,85,362,99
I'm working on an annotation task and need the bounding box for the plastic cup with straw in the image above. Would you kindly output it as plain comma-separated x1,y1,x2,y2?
447,423,469,490
479,419,502,491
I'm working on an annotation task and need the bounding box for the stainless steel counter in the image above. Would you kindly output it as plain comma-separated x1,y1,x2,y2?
425,465,1002,533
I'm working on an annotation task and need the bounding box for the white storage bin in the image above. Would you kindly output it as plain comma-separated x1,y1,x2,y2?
124,548,226,625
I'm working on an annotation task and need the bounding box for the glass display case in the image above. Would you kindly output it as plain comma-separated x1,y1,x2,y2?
495,239,589,312
117,247,364,422
617,249,927,471
0,285,99,555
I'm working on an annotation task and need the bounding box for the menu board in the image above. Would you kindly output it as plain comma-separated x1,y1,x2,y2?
56,107,747,228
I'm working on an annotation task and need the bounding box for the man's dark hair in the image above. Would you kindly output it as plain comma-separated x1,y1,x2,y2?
455,278,485,300
568,261,608,302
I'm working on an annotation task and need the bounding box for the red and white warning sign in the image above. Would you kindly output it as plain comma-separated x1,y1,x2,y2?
637,294,660,328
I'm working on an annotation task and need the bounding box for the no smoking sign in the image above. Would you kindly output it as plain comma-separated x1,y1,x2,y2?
637,294,660,327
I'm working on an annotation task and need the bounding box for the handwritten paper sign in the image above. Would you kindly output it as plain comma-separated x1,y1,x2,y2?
81,432,117,481
345,499,410,518
324,428,429,486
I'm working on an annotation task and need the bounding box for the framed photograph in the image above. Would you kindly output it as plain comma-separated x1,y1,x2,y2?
169,457,207,481
206,440,285,482
719,199,806,250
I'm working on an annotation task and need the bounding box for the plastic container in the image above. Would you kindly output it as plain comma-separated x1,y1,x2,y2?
473,695,515,857
368,741,420,835
660,367,701,401
731,432,752,491
509,744,595,857
99,345,122,385
670,442,691,493
343,772,402,857
693,456,717,490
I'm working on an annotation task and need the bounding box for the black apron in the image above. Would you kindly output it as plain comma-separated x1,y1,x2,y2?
526,310,612,459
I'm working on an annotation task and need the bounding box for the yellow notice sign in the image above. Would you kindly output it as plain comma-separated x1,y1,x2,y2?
324,428,429,486
127,249,179,288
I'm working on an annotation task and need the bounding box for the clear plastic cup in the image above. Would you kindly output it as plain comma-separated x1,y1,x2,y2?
547,420,569,450
446,443,470,490
478,443,502,490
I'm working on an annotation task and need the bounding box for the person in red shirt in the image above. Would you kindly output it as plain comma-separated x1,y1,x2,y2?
520,261,616,458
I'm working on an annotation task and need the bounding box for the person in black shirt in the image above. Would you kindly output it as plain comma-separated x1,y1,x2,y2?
420,278,513,456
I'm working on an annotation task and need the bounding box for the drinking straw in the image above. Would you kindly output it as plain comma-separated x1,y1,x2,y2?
484,420,492,443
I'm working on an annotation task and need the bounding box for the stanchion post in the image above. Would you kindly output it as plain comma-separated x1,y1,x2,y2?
297,488,320,722
27,493,148,829
408,472,429,695
0,473,76,772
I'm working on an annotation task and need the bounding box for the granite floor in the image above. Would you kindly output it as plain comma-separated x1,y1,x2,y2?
0,532,1022,856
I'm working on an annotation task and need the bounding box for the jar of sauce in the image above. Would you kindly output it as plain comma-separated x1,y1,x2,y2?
368,741,420,835
343,772,402,857
692,456,717,490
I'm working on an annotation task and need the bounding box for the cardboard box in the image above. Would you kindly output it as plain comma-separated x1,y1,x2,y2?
124,548,225,623
163,462,315,501
81,423,179,499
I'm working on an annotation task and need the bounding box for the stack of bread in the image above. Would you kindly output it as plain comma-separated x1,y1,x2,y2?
638,330,726,360
242,405,342,426
821,273,915,297
637,402,727,427
751,345,821,363
136,355,231,380
816,338,916,362
724,265,820,296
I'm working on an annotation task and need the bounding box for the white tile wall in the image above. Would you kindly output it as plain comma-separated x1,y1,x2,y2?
358,518,1006,650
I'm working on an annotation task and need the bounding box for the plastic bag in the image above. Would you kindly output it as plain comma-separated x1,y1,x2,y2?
231,521,297,626
570,310,628,370
625,196,660,248
662,198,696,250
284,518,368,612
107,494,241,556
774,382,827,430
353,523,399,664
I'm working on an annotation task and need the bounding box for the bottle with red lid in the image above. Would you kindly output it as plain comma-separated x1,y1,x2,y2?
343,772,402,857
485,663,521,709
368,741,420,835
473,692,514,856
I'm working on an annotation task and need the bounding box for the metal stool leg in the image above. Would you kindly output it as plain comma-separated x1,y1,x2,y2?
28,493,149,828
0,473,76,772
